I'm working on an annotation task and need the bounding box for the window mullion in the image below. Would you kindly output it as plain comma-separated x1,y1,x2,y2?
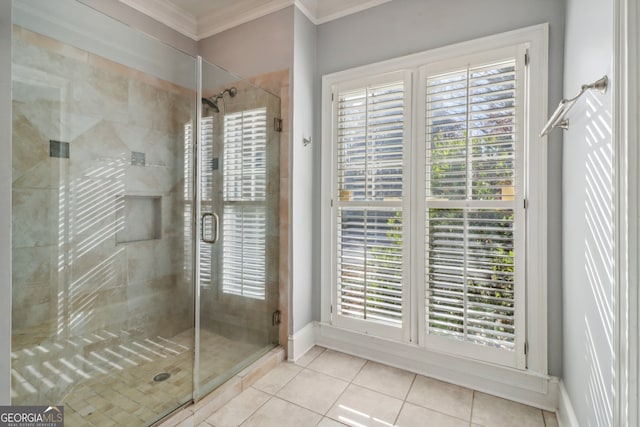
465,66,472,200
463,208,469,343
365,88,370,201
363,210,368,321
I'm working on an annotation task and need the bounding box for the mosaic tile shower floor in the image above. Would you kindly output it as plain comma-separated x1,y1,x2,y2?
11,328,266,426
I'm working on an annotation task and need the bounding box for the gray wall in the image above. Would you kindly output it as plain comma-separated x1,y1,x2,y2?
0,0,12,405
562,0,614,424
291,8,317,333
314,0,566,377
77,0,197,56
198,7,293,79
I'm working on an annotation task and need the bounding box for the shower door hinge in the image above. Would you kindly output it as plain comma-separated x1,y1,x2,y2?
274,118,283,132
272,310,282,326
524,198,529,209
330,305,333,313
524,50,530,66
524,341,528,355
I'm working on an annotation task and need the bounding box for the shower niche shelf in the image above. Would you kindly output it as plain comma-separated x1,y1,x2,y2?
116,195,162,244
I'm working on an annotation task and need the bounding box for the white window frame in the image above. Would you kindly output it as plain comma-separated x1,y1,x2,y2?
321,24,548,374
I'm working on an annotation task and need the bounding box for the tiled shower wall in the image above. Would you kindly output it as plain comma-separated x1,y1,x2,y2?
246,70,290,354
11,26,194,402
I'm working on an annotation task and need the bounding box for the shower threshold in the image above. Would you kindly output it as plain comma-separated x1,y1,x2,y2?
154,346,285,427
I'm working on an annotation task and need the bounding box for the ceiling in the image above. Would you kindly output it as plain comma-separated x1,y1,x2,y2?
118,0,393,41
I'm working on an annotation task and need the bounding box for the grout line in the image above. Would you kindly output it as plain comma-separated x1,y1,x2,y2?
393,398,407,426
402,372,417,401
392,374,418,426
261,362,304,396
295,346,326,368
233,392,273,427
470,390,476,426
319,364,354,418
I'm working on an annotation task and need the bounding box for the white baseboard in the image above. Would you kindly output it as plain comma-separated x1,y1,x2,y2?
287,322,317,361
557,381,579,427
313,322,559,411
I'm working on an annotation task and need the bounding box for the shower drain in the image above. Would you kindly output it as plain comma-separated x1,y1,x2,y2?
153,372,171,382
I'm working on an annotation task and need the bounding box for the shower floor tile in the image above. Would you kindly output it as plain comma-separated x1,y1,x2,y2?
11,328,268,426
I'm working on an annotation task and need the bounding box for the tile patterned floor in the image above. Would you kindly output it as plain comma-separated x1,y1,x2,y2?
187,346,559,427
12,328,266,426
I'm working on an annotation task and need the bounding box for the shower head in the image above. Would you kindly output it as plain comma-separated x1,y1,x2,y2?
202,87,237,113
202,97,219,113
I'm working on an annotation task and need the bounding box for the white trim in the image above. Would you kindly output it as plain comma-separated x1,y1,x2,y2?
287,322,317,361
313,0,393,25
119,0,394,40
293,0,318,25
315,322,559,411
523,22,550,376
613,0,639,425
118,0,198,40
557,381,580,427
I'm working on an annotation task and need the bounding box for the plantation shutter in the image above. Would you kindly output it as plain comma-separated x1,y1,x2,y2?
423,55,525,367
199,116,214,288
183,121,194,275
222,108,267,299
333,72,410,339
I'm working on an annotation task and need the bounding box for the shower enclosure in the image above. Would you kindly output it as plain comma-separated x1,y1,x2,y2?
10,0,281,425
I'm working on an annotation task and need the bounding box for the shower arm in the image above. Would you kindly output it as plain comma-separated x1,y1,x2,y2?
540,75,608,137
202,87,238,112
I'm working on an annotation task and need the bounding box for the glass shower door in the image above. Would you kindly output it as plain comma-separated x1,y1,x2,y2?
195,58,281,398
11,1,197,425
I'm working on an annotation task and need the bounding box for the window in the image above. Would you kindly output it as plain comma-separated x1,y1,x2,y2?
322,28,546,371
421,50,526,367
333,72,410,340
222,108,268,299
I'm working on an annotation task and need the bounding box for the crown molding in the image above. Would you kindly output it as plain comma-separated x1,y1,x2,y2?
118,0,393,41
118,0,198,39
314,0,393,25
294,0,319,24
197,0,293,40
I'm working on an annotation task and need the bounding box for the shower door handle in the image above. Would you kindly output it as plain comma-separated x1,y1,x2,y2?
200,212,219,244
